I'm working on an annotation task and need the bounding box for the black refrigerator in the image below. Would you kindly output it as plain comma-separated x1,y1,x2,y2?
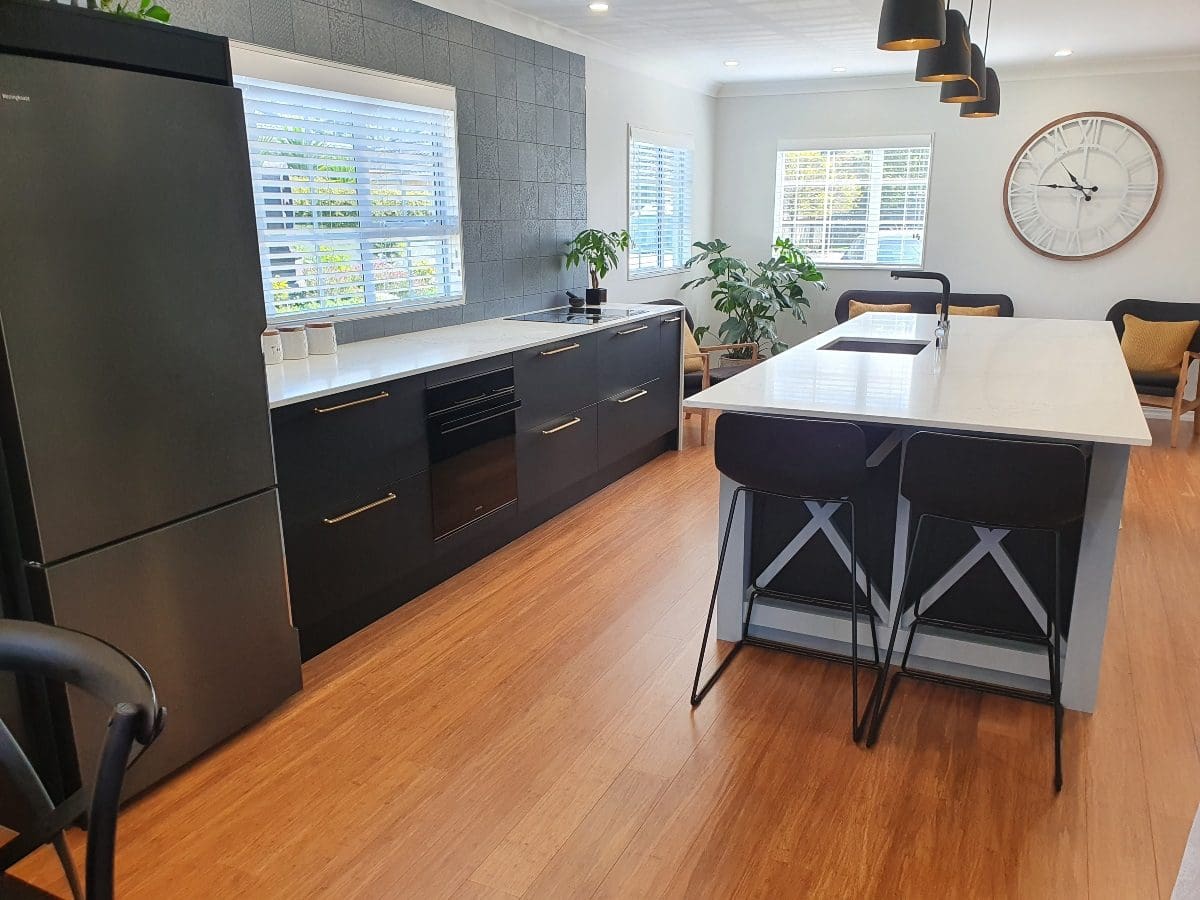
0,1,302,799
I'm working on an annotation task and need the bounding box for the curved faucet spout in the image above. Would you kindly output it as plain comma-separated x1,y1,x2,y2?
890,270,951,330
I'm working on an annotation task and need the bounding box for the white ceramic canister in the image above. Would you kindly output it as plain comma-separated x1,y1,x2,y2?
279,325,308,360
261,328,284,365
306,321,337,355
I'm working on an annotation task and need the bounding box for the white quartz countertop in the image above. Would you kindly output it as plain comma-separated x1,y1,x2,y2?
266,303,668,408
684,313,1152,446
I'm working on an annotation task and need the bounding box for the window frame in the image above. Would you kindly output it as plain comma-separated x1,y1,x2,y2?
772,133,934,272
230,42,465,326
627,125,695,281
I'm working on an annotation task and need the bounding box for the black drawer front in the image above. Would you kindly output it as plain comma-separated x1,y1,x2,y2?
518,404,598,510
515,335,597,428
656,311,684,386
598,378,676,470
597,319,659,400
273,377,427,519
282,472,432,629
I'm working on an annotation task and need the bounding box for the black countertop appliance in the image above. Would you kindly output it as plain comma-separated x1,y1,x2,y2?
0,0,301,802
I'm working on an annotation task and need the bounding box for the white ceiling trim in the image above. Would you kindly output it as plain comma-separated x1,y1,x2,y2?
415,0,722,95
716,53,1200,98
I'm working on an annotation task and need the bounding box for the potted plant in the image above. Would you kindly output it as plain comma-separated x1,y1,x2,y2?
682,237,826,361
564,228,631,304
92,0,172,22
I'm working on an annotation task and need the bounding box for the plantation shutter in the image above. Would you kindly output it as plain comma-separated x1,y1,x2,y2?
628,127,694,278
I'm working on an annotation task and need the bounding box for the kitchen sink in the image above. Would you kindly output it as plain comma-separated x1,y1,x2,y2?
820,337,930,356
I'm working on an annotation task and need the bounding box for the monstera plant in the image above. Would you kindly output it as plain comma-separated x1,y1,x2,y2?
92,0,171,23
682,237,826,360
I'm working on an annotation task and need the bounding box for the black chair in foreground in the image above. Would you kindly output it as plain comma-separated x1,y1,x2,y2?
865,432,1088,791
690,413,882,741
0,621,164,900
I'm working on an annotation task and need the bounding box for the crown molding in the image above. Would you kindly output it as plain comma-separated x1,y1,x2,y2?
414,0,720,97
716,53,1200,98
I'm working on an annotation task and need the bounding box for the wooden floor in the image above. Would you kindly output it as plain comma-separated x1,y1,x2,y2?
12,417,1200,899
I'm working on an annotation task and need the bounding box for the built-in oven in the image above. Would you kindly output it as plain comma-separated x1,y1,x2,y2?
426,367,521,541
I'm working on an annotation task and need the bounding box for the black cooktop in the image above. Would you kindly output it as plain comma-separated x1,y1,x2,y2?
507,306,637,324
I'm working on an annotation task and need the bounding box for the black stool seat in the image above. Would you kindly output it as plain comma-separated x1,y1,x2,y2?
866,431,1089,791
691,413,884,742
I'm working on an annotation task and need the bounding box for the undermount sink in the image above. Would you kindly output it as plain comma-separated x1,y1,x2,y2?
820,337,930,356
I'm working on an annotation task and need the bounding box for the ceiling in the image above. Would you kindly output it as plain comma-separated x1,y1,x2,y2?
495,0,1200,87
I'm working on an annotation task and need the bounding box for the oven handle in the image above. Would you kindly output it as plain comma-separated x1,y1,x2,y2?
440,398,522,434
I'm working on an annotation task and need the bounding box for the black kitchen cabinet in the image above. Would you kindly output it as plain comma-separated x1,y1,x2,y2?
272,376,427,521
597,319,659,400
598,378,676,470
518,404,599,510
515,335,597,429
656,310,684,386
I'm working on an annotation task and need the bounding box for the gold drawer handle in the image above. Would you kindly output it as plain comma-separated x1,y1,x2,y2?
540,342,581,357
662,316,681,323
618,389,649,404
542,416,582,435
616,325,649,336
313,391,389,414
322,492,397,525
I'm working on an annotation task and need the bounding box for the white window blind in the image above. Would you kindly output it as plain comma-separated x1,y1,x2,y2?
628,127,694,279
231,44,463,323
773,135,932,269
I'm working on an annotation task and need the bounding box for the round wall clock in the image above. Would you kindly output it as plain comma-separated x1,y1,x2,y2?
1003,111,1162,261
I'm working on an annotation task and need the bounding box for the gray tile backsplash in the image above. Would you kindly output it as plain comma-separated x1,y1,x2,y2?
162,0,588,342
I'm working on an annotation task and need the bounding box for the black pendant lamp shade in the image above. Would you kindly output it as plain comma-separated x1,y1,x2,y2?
961,67,1000,116
877,0,947,51
939,42,985,101
915,9,971,81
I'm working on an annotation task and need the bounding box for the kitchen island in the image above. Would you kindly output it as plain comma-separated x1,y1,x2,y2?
684,313,1151,712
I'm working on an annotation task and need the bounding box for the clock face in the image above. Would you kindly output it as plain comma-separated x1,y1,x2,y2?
1004,112,1162,260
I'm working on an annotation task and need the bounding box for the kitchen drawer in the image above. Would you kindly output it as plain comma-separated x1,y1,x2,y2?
597,318,659,400
598,378,676,470
515,334,597,428
655,310,684,385
518,404,598,510
282,472,432,629
272,376,427,519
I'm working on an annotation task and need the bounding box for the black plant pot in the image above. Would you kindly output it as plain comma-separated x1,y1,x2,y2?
586,287,607,304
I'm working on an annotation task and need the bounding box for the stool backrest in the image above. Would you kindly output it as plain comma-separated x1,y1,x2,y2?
834,290,1014,323
901,431,1088,530
715,414,868,499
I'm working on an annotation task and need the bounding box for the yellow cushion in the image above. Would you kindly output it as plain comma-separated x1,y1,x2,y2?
1120,315,1198,375
934,303,1001,317
682,325,704,374
848,300,912,319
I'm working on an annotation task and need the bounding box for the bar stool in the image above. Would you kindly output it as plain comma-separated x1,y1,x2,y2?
690,413,883,742
865,431,1089,791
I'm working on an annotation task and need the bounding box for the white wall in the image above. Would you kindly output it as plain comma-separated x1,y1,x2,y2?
586,58,717,313
711,68,1200,345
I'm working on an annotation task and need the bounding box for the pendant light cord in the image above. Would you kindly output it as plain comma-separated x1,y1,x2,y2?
967,0,974,26
982,0,993,60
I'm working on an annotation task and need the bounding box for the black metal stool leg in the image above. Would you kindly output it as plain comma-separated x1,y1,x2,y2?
866,514,927,748
692,488,749,706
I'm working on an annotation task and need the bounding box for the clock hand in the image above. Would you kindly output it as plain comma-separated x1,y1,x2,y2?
1061,162,1084,188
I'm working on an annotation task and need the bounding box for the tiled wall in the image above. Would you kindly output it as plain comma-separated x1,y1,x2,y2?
159,0,590,341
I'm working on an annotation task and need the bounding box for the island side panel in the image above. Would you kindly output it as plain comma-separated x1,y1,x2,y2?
1061,441,1131,713
716,474,753,641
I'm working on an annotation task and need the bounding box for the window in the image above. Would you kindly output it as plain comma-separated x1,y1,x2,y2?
628,127,694,278
231,44,463,323
773,135,932,269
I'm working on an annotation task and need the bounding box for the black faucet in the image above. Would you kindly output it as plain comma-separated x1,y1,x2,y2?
890,270,951,347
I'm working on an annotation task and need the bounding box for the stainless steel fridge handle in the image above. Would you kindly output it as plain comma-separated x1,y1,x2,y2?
313,391,389,414
322,492,397,525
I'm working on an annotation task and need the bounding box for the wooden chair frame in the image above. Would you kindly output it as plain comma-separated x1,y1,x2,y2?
1137,351,1200,448
684,342,760,446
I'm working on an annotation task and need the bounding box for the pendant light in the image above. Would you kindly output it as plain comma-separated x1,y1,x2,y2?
877,0,947,51
960,0,1000,116
915,8,971,81
961,67,1000,116
940,41,984,101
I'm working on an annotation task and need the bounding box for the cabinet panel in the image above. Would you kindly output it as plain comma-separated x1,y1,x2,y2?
518,404,598,510
282,472,432,629
272,376,427,520
597,319,659,400
515,335,597,428
598,378,676,469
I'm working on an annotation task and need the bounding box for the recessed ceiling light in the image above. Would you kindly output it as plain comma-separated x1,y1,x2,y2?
1054,48,1073,57
832,66,847,72
588,1,609,11
723,59,740,68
